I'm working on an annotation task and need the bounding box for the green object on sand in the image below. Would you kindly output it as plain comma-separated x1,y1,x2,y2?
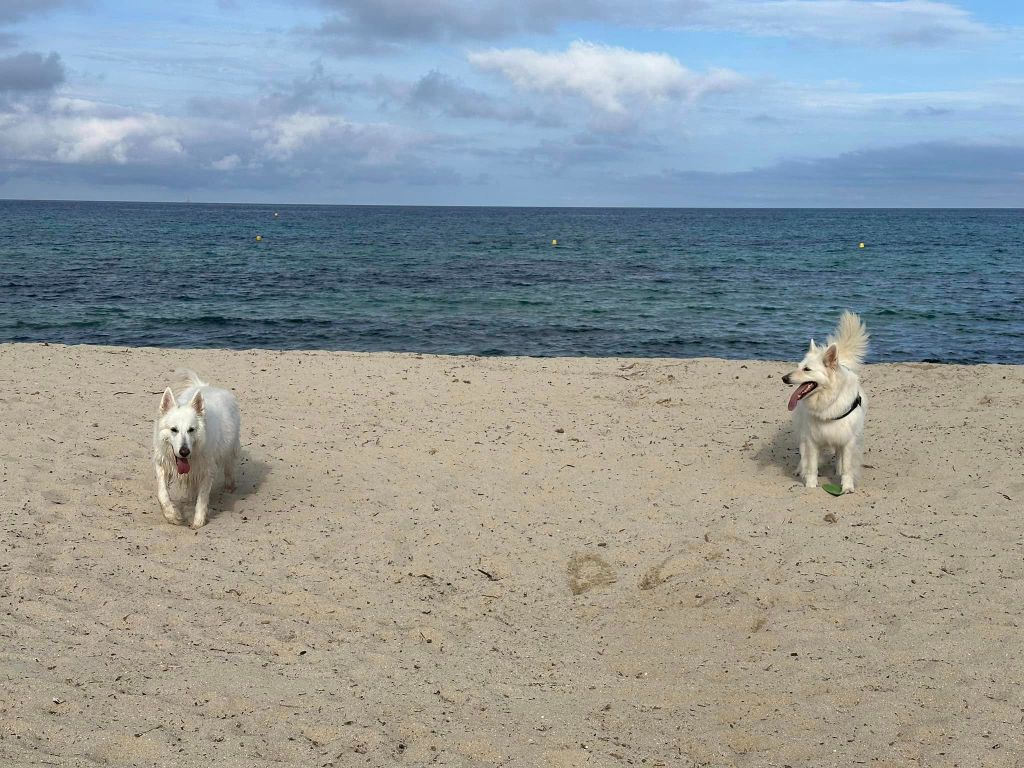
822,483,843,496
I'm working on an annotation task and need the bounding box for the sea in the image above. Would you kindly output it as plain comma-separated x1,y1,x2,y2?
1,201,1021,363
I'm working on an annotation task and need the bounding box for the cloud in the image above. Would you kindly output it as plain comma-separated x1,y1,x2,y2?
308,0,608,53
209,153,242,171
305,0,1002,51
756,78,1024,133
0,51,64,92
384,70,560,126
257,112,354,161
187,63,361,122
0,92,456,194
630,141,1024,206
509,131,663,172
469,41,745,115
0,98,185,164
0,0,75,24
0,0,80,48
689,0,997,47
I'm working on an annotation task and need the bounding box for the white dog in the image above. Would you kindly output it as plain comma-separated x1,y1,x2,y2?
152,370,240,528
782,311,869,493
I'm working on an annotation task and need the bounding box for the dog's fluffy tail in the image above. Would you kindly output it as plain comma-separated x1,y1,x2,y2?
827,311,869,369
175,368,209,389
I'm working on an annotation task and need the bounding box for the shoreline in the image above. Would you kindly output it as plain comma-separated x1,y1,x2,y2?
2,342,1022,766
4,340,1022,367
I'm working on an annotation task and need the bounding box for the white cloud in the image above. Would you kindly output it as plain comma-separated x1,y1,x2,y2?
210,153,242,171
0,100,186,164
257,112,341,161
253,111,416,166
469,41,745,115
0,96,427,180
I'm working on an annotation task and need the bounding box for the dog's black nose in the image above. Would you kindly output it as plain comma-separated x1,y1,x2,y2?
782,374,792,385
179,446,190,457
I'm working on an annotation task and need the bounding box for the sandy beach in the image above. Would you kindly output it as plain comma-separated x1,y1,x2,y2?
2,342,1022,767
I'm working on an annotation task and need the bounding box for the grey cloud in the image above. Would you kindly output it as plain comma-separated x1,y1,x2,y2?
505,131,661,172
306,0,999,52
258,63,353,114
0,51,64,91
746,112,789,125
309,0,610,54
629,142,1024,206
904,105,955,118
0,0,73,23
400,70,560,126
187,64,360,120
186,94,251,120
0,143,461,193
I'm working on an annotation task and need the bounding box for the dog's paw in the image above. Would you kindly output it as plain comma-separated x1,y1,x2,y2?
223,481,236,494
189,519,206,530
161,506,186,525
803,477,818,489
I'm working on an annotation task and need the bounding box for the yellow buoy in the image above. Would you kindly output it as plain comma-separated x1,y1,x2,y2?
858,242,865,248
552,239,558,246
255,235,263,241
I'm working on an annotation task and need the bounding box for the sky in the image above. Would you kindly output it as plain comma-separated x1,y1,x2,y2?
0,0,1022,206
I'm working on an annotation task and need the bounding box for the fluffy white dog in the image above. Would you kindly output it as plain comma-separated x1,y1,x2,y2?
782,311,869,493
152,370,240,528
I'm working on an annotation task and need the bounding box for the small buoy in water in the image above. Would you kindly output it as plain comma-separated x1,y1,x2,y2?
858,242,865,248
255,235,263,241
273,212,279,218
552,239,558,246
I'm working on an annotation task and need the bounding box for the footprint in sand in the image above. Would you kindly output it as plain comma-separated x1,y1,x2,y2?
638,550,708,591
567,553,617,595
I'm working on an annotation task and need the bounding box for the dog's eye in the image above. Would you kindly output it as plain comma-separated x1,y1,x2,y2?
802,367,811,371
187,428,195,433
170,427,178,433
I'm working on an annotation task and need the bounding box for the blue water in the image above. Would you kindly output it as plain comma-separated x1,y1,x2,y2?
0,201,1021,363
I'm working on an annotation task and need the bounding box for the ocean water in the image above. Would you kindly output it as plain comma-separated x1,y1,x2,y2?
1,201,1021,363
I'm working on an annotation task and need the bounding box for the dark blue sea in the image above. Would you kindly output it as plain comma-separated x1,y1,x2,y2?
1,201,1021,363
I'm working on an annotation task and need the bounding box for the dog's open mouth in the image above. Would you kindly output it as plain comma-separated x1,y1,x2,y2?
788,382,818,411
175,456,191,474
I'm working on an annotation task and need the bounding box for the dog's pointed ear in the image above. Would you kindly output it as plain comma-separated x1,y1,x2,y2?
189,391,204,415
160,388,175,414
808,338,816,353
824,344,838,369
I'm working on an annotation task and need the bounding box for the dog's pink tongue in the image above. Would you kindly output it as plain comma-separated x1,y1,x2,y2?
788,383,814,412
175,457,190,474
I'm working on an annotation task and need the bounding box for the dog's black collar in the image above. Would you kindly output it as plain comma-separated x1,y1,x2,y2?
829,393,862,421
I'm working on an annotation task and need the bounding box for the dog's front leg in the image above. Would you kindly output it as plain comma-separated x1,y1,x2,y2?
156,465,185,524
222,458,237,494
838,443,857,493
799,439,818,488
191,475,214,529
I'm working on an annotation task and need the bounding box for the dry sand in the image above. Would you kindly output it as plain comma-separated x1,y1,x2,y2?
2,343,1023,767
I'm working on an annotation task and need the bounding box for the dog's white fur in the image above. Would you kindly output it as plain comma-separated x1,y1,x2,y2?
152,370,240,528
782,311,869,493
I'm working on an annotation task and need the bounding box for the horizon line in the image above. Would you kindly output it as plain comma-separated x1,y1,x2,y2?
2,197,1021,211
